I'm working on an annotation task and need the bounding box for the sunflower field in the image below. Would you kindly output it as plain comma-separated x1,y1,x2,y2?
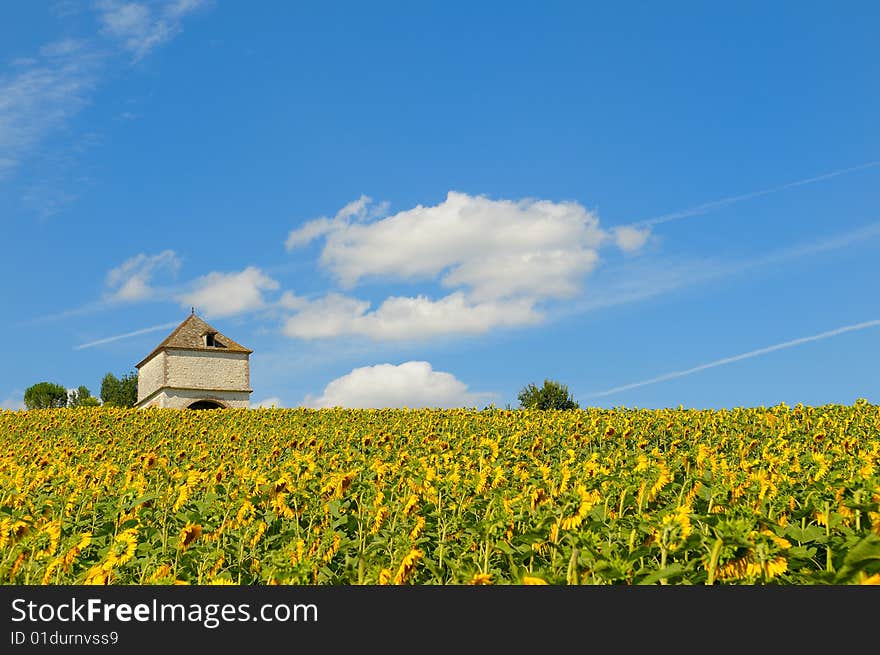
2,402,879,585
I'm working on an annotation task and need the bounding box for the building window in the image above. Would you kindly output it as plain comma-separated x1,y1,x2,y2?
204,332,225,348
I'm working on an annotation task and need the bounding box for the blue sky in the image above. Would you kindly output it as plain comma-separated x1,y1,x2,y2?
2,1,878,410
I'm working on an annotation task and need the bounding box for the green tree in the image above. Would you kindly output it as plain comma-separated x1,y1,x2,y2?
100,371,138,407
517,379,580,410
68,385,100,407
24,382,69,409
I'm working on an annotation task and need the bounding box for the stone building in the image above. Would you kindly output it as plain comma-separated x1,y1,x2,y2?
135,311,253,409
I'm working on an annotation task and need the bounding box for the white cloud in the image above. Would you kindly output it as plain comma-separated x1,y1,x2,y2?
282,192,648,341
334,194,374,222
557,220,880,320
281,293,370,338
613,225,651,252
105,250,181,302
285,194,388,250
177,266,280,318
284,217,336,250
96,0,209,61
304,361,496,409
0,3,210,184
40,39,90,58
283,291,542,340
0,39,102,178
254,397,283,408
292,191,622,298
1,392,25,411
166,0,210,18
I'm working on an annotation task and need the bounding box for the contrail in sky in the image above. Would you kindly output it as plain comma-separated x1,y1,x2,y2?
630,160,880,228
587,319,880,398
74,322,178,350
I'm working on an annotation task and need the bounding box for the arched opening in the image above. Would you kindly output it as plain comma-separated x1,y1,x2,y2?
187,400,226,410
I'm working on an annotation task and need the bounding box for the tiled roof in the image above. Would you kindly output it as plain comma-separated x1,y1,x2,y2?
135,313,252,368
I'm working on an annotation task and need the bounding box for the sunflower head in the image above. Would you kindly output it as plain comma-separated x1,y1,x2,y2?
469,573,493,585
179,522,203,550
522,575,548,585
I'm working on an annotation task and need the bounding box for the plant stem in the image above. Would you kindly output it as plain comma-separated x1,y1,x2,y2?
825,501,833,573
706,538,723,585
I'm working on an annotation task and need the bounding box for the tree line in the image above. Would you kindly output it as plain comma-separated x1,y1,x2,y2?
23,371,138,410
20,375,579,411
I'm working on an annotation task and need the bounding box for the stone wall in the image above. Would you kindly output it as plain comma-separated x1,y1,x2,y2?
165,349,250,391
137,352,166,404
139,388,251,409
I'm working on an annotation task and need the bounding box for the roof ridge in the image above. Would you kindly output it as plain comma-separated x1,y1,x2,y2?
135,314,252,369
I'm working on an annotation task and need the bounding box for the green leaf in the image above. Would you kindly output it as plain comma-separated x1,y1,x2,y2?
784,525,826,543
117,518,139,532
122,492,159,511
636,564,685,585
834,534,880,583
786,545,817,560
494,542,515,555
